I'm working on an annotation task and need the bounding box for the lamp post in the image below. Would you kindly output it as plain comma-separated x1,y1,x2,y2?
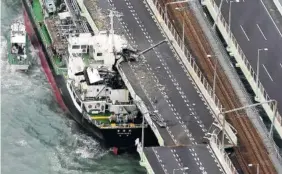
218,99,276,150
256,48,268,100
173,167,189,174
228,0,239,47
207,54,218,100
165,0,190,22
175,7,187,50
248,163,259,174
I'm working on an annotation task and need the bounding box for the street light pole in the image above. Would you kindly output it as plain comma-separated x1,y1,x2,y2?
256,48,268,100
218,99,276,150
165,0,190,22
207,54,218,100
173,167,189,174
248,163,259,174
175,7,187,49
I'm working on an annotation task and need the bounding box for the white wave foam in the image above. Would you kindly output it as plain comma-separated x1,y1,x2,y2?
16,139,28,146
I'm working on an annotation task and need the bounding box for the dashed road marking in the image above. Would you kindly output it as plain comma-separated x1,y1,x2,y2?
240,25,250,41
256,24,267,40
262,64,273,81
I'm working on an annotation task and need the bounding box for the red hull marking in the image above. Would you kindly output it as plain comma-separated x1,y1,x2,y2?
24,8,67,111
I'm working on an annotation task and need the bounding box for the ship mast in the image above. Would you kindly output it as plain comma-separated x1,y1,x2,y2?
108,10,122,55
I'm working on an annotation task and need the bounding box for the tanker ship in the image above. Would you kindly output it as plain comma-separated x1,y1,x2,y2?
21,0,158,153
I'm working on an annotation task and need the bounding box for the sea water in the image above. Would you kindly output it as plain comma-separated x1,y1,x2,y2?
1,0,144,173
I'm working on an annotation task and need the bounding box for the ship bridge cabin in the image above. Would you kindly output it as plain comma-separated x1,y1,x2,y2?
10,22,26,57
68,31,128,71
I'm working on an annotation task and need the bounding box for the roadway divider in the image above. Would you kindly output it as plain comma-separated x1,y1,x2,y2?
201,0,282,140
116,60,165,146
273,0,282,16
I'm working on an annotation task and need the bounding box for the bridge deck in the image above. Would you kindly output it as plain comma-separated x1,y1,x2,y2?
144,145,223,174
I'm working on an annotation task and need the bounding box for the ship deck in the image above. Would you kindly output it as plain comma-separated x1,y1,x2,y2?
30,0,68,75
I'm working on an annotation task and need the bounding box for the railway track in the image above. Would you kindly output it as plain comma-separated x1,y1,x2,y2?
158,0,277,173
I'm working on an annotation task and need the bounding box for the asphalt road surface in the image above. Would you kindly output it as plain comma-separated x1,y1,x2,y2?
143,145,223,174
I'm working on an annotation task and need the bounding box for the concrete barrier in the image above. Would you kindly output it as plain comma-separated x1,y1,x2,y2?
273,0,282,16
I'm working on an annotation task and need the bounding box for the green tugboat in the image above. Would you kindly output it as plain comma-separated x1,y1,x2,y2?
8,21,30,71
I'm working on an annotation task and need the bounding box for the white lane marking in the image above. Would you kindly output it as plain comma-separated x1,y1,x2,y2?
260,0,282,37
256,24,267,40
262,64,274,81
240,25,250,41
280,63,282,68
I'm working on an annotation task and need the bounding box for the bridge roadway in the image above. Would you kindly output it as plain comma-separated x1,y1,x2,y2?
143,145,223,174
97,0,225,173
214,0,282,115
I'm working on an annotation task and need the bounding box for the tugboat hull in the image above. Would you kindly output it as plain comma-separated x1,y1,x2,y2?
22,0,158,152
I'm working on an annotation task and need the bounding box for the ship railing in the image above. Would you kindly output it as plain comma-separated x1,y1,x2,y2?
97,123,146,129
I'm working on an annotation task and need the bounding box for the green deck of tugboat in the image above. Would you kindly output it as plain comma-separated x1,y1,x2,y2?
7,35,29,66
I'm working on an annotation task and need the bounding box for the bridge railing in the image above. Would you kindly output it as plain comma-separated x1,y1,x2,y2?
209,134,238,174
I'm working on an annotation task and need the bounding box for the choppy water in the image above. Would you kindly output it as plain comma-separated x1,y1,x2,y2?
1,1,144,173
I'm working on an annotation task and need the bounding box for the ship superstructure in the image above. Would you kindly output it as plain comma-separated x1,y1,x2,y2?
8,21,30,71
22,0,157,150
66,30,142,132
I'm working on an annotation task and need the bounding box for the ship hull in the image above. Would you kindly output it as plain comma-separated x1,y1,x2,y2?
22,0,158,152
